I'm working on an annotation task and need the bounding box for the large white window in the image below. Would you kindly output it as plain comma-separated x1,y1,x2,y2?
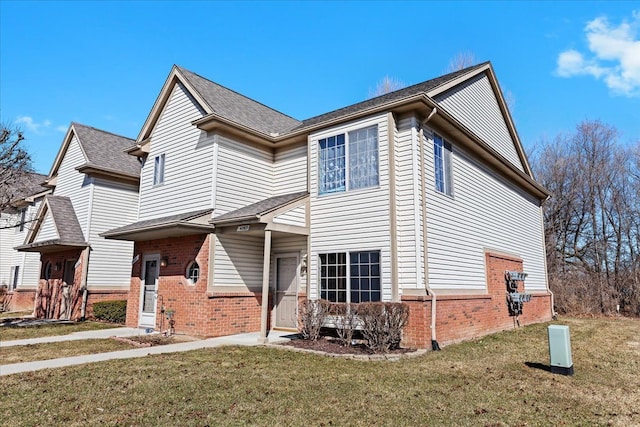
434,134,453,196
318,125,378,195
153,153,165,186
319,250,381,303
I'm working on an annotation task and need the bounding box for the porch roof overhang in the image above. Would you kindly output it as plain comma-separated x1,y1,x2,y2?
211,191,309,236
101,209,215,242
15,239,89,253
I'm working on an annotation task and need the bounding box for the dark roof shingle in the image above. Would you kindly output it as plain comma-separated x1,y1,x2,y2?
102,209,214,237
72,123,140,177
213,191,308,223
178,67,302,135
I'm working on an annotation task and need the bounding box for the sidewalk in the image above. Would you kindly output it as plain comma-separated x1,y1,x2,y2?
0,329,295,376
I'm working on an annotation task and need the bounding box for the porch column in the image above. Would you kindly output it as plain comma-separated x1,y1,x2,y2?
258,230,272,343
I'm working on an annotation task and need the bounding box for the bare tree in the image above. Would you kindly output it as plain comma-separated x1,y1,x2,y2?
446,51,477,72
532,120,640,315
368,75,406,98
0,123,34,212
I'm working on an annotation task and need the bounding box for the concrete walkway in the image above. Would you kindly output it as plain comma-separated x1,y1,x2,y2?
0,329,295,376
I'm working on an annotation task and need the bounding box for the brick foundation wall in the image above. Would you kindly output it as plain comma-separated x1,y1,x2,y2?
6,289,36,312
402,252,552,348
127,234,271,337
86,290,129,318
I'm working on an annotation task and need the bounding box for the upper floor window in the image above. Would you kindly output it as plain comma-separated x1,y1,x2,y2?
153,154,165,186
18,208,26,232
434,134,453,196
318,125,378,195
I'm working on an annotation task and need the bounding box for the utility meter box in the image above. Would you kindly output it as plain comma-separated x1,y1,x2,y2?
548,325,574,375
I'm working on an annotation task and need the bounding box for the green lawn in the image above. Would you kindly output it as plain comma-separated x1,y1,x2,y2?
1,317,638,426
0,339,135,364
0,321,121,341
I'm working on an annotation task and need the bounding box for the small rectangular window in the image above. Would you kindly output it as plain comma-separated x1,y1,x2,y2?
153,154,165,186
434,135,453,196
11,265,20,290
18,208,26,232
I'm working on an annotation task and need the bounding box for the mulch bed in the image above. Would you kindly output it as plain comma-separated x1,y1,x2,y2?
282,336,415,355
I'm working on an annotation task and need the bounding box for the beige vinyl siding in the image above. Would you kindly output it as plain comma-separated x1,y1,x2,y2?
0,213,14,286
34,213,59,242
138,83,212,221
394,114,423,292
309,114,392,301
273,205,306,227
53,136,91,235
269,235,307,290
13,202,42,289
85,178,138,289
273,143,307,196
214,135,273,216
214,234,265,291
435,74,525,172
422,128,547,292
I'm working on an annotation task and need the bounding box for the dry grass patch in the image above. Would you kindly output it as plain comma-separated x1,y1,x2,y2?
0,339,135,364
0,317,638,426
0,310,32,319
0,321,120,341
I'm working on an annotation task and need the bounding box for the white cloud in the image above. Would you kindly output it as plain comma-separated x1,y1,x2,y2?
15,116,52,134
55,125,68,133
556,11,640,97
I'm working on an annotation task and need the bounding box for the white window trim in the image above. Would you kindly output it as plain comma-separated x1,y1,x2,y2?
186,260,200,285
434,134,454,197
317,124,379,196
318,250,382,304
153,153,165,186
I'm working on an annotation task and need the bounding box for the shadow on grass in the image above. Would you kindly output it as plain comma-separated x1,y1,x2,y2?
525,361,552,372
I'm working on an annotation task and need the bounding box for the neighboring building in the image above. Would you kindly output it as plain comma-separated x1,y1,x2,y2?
15,123,140,319
0,171,49,311
104,62,552,348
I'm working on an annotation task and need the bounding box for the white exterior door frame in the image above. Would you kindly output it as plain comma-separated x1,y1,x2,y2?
273,252,300,329
139,253,160,328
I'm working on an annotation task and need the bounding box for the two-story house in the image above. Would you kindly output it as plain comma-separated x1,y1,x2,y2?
16,123,140,319
105,62,552,348
0,171,49,311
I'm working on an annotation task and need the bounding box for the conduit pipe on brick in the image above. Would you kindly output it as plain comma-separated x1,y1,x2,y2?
421,107,440,351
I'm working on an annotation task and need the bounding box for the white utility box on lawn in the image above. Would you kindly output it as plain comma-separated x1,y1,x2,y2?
548,325,574,375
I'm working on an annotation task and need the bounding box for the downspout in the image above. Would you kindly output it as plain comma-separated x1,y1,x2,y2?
80,246,91,320
539,202,556,319
420,107,440,350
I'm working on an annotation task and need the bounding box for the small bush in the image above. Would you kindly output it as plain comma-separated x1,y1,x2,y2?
93,300,127,324
299,299,330,341
359,302,410,352
330,303,358,346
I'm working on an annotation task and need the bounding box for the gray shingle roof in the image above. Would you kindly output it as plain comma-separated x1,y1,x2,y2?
177,66,302,135
213,191,308,223
296,62,489,130
72,123,140,177
179,62,487,137
16,195,88,251
44,196,87,245
102,209,214,237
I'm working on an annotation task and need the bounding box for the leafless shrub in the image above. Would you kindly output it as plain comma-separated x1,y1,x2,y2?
385,303,409,349
331,303,359,346
298,299,330,341
358,302,388,352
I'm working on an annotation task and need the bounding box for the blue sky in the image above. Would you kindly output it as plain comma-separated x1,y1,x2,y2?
1,1,638,174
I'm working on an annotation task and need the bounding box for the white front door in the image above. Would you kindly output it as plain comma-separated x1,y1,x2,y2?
274,254,299,329
139,254,160,328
